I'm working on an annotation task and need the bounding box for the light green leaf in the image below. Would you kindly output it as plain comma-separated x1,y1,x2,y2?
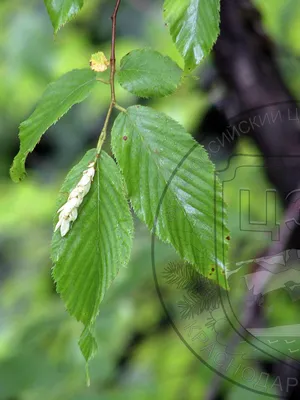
117,49,183,98
10,69,97,183
51,149,133,362
44,0,84,33
112,106,229,288
164,0,220,71
78,327,98,363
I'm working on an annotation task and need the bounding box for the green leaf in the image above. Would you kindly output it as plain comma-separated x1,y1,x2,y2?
112,106,229,288
51,149,133,362
163,0,220,71
44,0,84,33
10,69,97,183
117,49,183,98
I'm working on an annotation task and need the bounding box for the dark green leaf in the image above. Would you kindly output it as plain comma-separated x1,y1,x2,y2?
117,49,182,98
44,0,84,33
51,149,133,362
111,106,228,288
10,69,97,183
164,0,220,71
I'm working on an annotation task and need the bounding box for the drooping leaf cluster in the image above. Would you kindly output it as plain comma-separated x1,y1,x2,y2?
10,0,226,364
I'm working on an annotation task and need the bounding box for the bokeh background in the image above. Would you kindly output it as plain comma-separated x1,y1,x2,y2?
1,0,300,399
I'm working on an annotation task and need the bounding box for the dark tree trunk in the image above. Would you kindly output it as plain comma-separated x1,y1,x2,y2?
214,0,300,249
211,0,300,397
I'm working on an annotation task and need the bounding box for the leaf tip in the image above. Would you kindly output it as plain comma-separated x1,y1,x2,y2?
9,163,26,183
85,363,91,387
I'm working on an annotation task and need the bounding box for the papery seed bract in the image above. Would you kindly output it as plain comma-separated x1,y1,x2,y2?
55,161,96,237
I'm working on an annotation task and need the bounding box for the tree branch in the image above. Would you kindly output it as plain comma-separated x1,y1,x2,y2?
110,0,122,105
206,0,300,398
206,190,300,400
96,0,123,154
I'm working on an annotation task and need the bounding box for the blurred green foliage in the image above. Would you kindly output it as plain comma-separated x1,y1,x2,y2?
1,0,300,398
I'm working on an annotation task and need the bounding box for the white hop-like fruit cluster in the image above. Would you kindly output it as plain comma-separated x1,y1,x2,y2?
55,162,96,237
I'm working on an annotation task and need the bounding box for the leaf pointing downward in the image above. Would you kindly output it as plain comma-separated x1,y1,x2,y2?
51,149,133,362
44,0,84,33
112,106,228,288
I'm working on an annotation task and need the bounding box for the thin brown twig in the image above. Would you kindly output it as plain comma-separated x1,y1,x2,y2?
96,0,124,154
110,0,122,105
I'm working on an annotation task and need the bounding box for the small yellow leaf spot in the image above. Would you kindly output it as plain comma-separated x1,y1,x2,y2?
89,52,110,72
